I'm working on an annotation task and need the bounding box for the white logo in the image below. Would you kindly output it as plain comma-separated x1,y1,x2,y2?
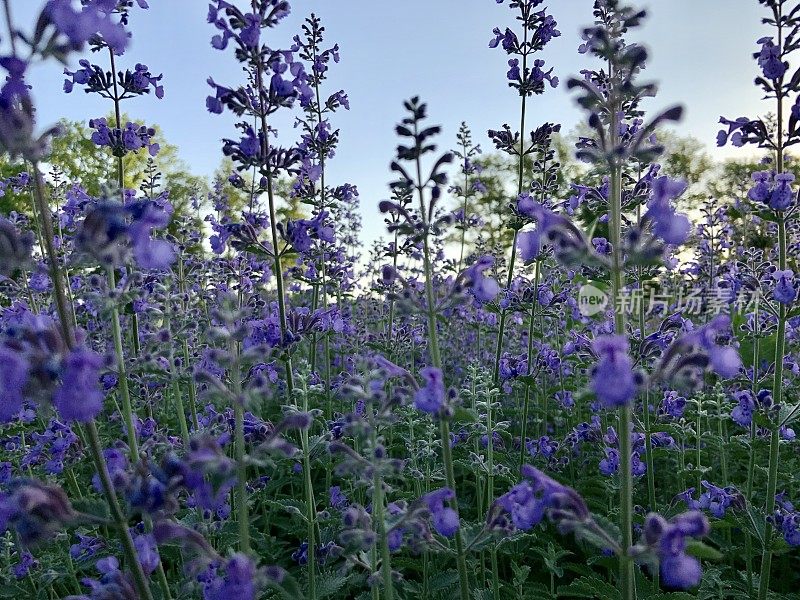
578,284,608,316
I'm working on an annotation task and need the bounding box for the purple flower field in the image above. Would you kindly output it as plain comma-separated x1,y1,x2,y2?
0,0,799,598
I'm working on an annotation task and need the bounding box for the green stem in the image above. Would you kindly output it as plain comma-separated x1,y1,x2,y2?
372,432,394,599
301,378,317,599
519,261,541,471
230,339,250,555
745,295,759,596
636,252,656,515
695,394,703,492
491,20,528,393
414,129,470,600
608,98,634,599
457,135,470,274
107,47,141,359
177,254,200,431
758,8,786,591
106,267,140,460
85,422,154,600
164,286,189,446
248,13,295,398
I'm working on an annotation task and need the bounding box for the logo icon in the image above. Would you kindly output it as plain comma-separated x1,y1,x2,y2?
578,284,608,317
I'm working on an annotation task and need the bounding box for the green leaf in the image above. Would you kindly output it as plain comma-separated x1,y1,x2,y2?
72,497,110,520
317,573,350,598
267,570,304,600
265,498,308,523
684,539,723,561
558,576,621,599
511,560,531,586
453,406,478,423
428,570,461,593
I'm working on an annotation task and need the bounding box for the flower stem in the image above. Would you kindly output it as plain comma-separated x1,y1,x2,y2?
85,421,154,600
758,9,786,592
758,216,786,600
229,338,250,555
30,163,152,600
608,101,634,600
636,254,656,515
519,258,541,471
414,131,470,600
371,430,394,599
106,266,140,460
301,378,317,599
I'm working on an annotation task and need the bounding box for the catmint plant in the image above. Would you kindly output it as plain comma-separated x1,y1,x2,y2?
1,0,799,597
717,1,800,596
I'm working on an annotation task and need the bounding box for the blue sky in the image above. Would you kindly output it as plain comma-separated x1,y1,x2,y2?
16,0,770,246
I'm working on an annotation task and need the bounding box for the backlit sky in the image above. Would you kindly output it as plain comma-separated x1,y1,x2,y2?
13,0,772,246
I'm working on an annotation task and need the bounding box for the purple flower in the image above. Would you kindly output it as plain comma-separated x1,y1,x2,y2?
697,481,741,518
489,27,517,52
70,532,103,562
777,504,800,547
748,171,771,202
773,269,796,304
283,211,335,254
590,336,638,408
770,172,794,210
291,541,309,565
646,176,691,245
414,367,445,414
660,391,686,419
52,347,104,423
44,0,129,53
12,550,37,579
463,255,500,302
638,511,710,590
599,447,619,475
329,486,348,510
748,171,795,210
756,36,786,80
0,345,29,423
205,553,257,600
88,118,160,157
492,465,589,534
134,533,160,575
424,488,459,537
716,116,757,147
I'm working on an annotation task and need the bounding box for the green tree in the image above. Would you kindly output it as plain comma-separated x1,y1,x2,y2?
48,115,188,193
0,159,31,215
211,157,250,216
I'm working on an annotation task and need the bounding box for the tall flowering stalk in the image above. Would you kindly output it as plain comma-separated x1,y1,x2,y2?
382,97,471,600
451,122,484,274
0,2,158,598
567,1,689,596
291,13,352,441
485,4,560,588
487,0,560,404
63,1,170,461
718,1,800,596
206,0,326,591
